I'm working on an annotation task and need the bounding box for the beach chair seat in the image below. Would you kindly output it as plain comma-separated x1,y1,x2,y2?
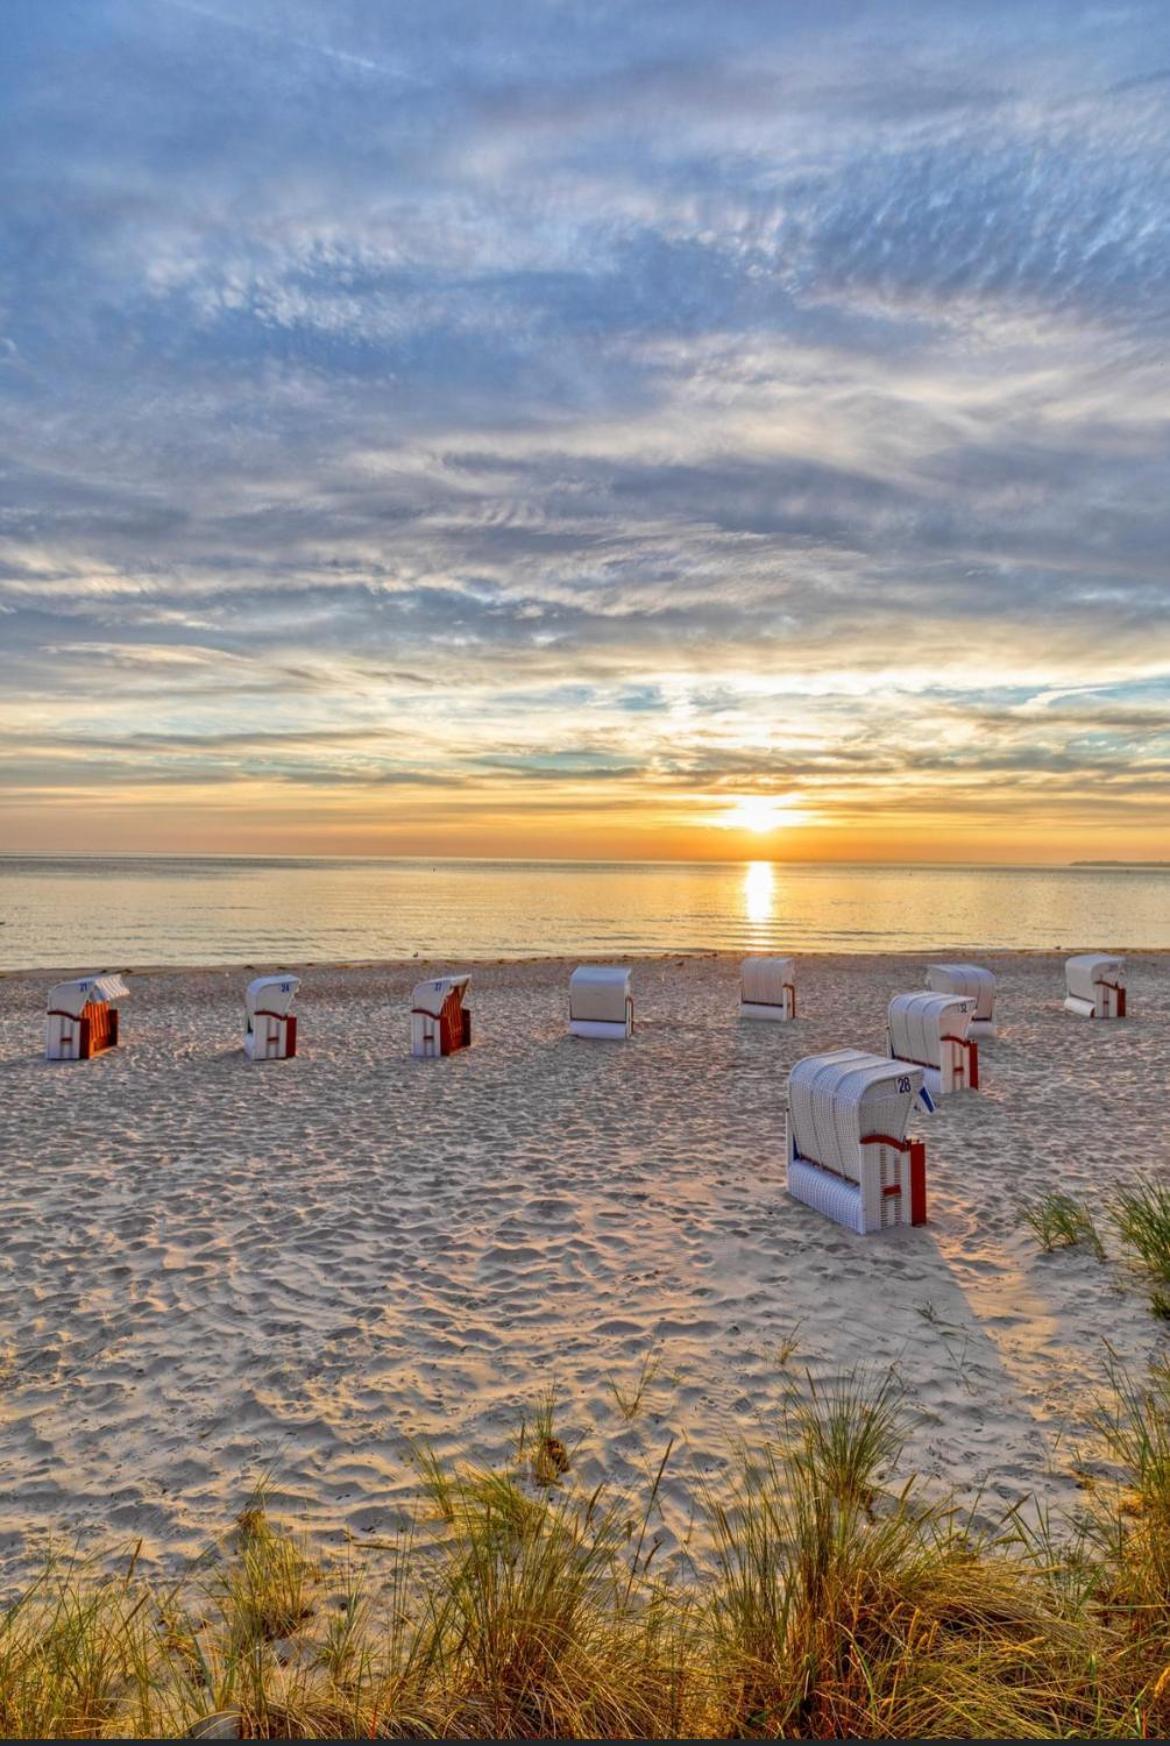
888,990,978,1096
787,1049,928,1234
925,962,996,1037
568,965,633,1039
411,974,472,1057
1064,953,1126,1019
244,973,300,1061
45,974,128,1061
740,955,796,1021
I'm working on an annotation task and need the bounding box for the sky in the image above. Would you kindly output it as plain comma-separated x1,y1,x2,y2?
1,0,1169,863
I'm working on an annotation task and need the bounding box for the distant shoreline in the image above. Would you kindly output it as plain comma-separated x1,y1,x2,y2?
2,852,1170,869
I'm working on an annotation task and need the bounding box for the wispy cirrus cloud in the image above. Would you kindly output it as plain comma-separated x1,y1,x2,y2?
1,0,1168,856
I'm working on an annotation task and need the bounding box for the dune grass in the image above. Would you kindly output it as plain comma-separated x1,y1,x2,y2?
4,1368,1170,1738
1019,1192,1105,1259
1111,1177,1170,1315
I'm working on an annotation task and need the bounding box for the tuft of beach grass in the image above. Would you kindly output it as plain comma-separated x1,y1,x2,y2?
1019,1192,1105,1258
606,1348,666,1422
7,1368,1170,1737
1111,1178,1170,1312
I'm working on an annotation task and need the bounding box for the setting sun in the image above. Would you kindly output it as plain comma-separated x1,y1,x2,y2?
721,796,803,834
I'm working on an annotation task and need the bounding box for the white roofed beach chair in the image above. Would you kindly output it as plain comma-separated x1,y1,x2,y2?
1065,954,1126,1019
925,963,996,1037
411,974,472,1058
568,965,633,1040
890,998,977,1089
244,973,300,1061
45,973,128,1062
888,990,979,1097
787,1049,930,1234
740,956,796,1021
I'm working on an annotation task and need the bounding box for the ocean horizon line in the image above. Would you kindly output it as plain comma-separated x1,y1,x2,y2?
3,851,1169,872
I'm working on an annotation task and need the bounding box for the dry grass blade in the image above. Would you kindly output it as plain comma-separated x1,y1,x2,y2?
606,1348,665,1422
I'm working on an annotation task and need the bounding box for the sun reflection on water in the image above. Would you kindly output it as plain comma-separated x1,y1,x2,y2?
743,859,774,926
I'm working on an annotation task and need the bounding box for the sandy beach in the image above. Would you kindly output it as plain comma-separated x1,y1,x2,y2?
1,951,1167,1595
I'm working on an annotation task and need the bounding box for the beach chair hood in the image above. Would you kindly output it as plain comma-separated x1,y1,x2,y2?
925,963,995,1021
245,974,300,1021
740,956,796,1006
888,990,974,1070
569,965,631,1024
788,1048,923,1184
47,973,129,1017
1066,953,1125,1003
411,974,471,1018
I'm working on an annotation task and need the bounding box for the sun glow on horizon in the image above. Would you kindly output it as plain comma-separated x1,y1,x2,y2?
719,795,807,834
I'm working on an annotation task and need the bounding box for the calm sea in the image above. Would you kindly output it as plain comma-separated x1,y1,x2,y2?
0,856,1167,970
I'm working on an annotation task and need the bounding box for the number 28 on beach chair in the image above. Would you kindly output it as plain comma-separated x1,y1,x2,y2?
244,974,300,1061
45,974,128,1062
786,1049,930,1235
411,974,472,1058
887,990,979,1097
1064,953,1126,1019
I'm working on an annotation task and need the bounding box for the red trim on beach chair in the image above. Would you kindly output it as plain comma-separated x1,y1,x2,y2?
254,1008,296,1058
48,1002,119,1060
860,1131,928,1227
412,991,469,1055
909,1140,927,1225
941,1032,979,1089
439,991,464,1055
860,1131,913,1151
84,1001,117,1057
1101,980,1126,1017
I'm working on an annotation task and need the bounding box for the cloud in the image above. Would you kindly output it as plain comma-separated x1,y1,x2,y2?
0,1,1168,852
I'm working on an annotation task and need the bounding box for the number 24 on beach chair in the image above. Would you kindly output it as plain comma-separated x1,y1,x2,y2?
244,974,300,1061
